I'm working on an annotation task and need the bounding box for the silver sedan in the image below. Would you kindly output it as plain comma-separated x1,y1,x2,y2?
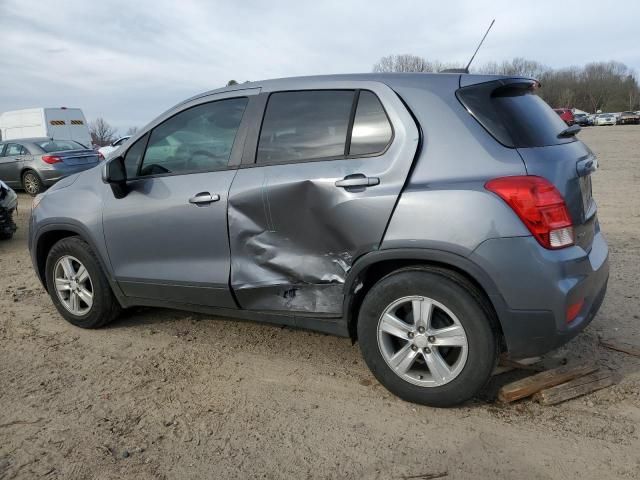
0,138,100,195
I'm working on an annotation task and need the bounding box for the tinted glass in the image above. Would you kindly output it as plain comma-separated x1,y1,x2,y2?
458,82,573,148
140,97,247,176
123,133,148,178
37,140,85,152
257,90,354,164
349,91,392,155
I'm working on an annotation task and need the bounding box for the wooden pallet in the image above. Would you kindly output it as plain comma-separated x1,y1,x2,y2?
533,370,621,405
497,363,598,403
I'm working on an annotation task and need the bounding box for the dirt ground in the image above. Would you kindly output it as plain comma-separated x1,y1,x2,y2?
1,125,639,480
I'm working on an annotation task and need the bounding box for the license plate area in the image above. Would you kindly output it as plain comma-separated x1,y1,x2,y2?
579,174,593,218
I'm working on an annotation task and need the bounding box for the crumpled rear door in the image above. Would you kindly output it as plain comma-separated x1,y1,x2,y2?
228,81,419,315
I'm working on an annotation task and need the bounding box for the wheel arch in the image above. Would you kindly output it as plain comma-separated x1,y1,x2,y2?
21,167,43,183
343,249,506,347
34,223,120,300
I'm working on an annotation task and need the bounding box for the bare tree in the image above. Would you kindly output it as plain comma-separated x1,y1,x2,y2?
373,54,432,73
126,126,139,136
477,57,549,79
226,80,239,86
372,54,462,73
89,118,117,147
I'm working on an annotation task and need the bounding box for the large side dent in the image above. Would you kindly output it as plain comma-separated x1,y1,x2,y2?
228,172,368,314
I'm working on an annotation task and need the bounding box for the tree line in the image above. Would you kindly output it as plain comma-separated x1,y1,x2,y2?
373,54,640,112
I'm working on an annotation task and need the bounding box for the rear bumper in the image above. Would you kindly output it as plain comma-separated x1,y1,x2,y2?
470,230,609,359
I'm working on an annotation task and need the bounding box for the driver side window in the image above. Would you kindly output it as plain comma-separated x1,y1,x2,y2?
139,97,248,177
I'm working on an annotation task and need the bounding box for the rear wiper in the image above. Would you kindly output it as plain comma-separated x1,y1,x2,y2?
558,124,581,138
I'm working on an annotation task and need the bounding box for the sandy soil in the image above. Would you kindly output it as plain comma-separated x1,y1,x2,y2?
1,126,639,479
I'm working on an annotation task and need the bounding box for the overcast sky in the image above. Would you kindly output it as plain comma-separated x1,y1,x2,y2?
1,0,639,132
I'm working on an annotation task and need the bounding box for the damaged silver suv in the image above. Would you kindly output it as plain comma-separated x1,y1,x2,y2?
29,73,609,407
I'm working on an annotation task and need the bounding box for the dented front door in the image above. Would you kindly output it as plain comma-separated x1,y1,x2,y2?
227,82,420,315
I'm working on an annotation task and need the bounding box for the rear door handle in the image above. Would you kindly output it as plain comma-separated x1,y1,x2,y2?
335,175,380,188
189,192,220,205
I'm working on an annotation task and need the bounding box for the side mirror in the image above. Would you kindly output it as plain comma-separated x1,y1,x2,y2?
104,156,129,198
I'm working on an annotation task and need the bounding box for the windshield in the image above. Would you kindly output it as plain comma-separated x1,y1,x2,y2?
37,140,86,152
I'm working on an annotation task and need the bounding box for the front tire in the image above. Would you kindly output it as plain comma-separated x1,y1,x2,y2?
22,170,44,196
357,267,498,407
45,237,121,328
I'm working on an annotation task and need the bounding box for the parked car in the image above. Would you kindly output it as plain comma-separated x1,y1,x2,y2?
0,138,100,195
28,73,608,407
0,108,91,147
553,108,575,125
617,111,640,125
0,180,18,240
595,114,616,126
98,136,131,160
573,113,589,126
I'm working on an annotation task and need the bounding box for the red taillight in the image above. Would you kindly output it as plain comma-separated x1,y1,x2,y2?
42,155,62,164
485,176,574,249
566,299,584,323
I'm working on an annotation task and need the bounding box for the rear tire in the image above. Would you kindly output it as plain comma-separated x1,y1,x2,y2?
357,267,498,407
22,170,44,196
45,236,121,328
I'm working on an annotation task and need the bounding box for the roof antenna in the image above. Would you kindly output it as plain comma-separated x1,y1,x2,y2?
440,19,495,74
465,19,495,72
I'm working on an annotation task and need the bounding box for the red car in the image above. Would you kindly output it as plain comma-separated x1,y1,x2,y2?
554,108,575,126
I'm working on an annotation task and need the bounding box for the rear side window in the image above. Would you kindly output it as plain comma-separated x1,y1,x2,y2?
257,90,354,164
457,82,573,148
349,91,393,156
5,143,28,155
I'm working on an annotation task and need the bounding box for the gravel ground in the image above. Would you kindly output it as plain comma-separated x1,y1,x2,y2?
1,125,639,479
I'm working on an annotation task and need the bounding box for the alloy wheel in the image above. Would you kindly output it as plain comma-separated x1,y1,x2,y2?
53,255,94,316
23,173,39,195
377,295,468,387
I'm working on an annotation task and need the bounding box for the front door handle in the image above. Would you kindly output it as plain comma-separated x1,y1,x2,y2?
189,192,220,205
335,174,380,188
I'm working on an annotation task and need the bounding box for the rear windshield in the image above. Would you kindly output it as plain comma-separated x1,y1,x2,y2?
37,140,86,152
457,81,574,148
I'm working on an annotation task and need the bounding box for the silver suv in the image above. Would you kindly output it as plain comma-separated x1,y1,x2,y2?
29,73,609,407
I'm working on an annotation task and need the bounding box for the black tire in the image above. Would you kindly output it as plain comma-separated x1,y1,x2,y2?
357,267,498,408
45,236,122,328
22,170,44,196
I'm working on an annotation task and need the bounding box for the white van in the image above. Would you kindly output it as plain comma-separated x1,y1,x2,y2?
0,108,92,147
